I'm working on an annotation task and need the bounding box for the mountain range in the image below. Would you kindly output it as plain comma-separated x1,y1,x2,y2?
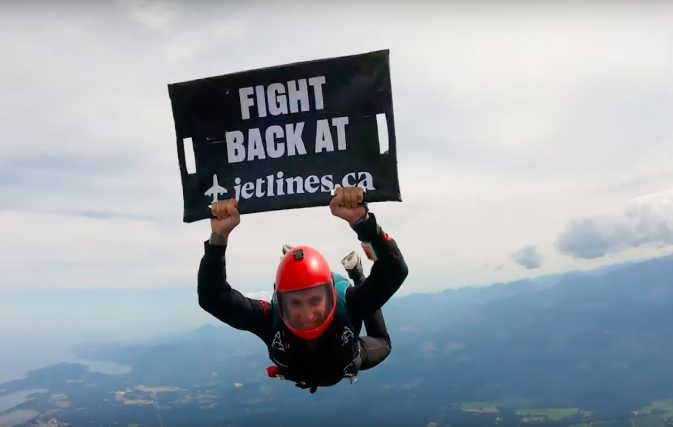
3,253,672,427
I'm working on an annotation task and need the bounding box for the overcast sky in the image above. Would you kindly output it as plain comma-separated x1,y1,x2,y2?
1,0,672,304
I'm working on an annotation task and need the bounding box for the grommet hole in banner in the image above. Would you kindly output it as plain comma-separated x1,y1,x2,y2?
376,113,389,155
182,137,197,175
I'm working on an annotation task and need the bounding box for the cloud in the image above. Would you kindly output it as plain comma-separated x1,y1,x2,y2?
510,245,544,269
1,2,673,297
245,290,272,301
555,189,673,259
117,0,178,29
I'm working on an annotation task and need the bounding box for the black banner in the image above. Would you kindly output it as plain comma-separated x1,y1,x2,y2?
168,49,402,223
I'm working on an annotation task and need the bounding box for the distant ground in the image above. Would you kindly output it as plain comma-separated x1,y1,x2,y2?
0,363,671,427
1,253,672,427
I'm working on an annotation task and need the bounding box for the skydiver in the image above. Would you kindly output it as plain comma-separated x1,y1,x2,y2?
197,186,408,394
280,244,393,390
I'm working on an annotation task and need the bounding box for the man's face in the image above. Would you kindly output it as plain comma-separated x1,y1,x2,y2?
282,285,330,331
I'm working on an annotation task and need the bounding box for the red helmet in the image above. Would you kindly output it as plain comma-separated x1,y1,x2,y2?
274,246,336,340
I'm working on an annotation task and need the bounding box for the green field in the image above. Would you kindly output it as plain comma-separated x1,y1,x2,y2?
640,399,673,416
515,408,591,421
455,398,673,426
593,420,633,427
631,398,673,427
633,414,666,427
459,402,500,413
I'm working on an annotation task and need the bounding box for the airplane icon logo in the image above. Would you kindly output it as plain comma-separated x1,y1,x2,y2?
205,174,227,204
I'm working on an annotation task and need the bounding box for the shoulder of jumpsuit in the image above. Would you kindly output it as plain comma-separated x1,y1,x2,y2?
331,273,350,299
271,292,281,328
331,273,352,324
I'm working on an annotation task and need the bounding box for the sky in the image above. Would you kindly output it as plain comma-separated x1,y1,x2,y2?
1,1,673,346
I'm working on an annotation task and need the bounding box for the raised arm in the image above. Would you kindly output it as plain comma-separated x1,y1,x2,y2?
346,212,408,315
328,187,409,317
197,200,273,344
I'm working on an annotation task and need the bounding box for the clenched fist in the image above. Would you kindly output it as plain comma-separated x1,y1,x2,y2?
210,199,240,238
330,186,368,225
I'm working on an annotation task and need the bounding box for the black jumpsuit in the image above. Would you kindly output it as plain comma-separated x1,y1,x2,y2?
197,212,409,387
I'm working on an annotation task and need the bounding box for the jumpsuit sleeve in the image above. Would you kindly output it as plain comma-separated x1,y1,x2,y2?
197,239,274,345
345,212,409,318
